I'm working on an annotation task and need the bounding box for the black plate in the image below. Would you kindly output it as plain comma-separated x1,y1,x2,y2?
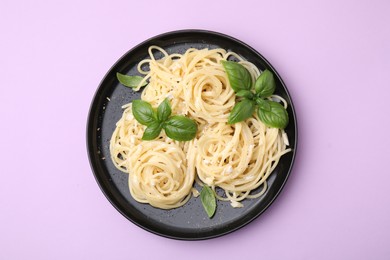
87,30,297,240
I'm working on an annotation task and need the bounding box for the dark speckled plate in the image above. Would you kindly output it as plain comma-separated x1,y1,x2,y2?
87,30,297,240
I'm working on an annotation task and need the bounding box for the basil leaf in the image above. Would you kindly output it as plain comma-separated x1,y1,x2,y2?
157,98,172,122
132,100,156,126
236,90,254,99
254,70,275,98
256,98,271,111
142,121,162,140
228,99,256,124
221,61,252,92
116,72,147,88
257,100,289,129
163,115,197,141
200,185,216,218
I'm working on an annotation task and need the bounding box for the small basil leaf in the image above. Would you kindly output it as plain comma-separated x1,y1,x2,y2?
116,72,147,88
200,185,216,218
163,116,197,141
132,100,156,126
142,122,162,140
256,98,271,111
228,99,256,124
236,90,254,99
221,61,252,92
254,70,275,98
157,98,172,122
257,100,289,129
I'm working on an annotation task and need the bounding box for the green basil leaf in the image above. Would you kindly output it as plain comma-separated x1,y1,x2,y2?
163,115,197,141
257,100,289,129
200,185,216,218
116,72,147,88
142,121,162,140
254,70,275,98
236,90,254,99
157,98,172,122
132,100,156,126
221,61,252,92
228,99,256,124
256,98,271,111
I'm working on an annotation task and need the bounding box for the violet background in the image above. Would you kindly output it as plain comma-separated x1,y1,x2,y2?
1,0,390,259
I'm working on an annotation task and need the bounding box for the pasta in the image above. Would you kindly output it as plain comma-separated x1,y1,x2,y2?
110,46,291,209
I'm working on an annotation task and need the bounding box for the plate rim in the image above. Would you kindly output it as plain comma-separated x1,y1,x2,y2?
86,29,298,240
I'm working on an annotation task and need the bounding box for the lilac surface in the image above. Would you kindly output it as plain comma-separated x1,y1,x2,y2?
1,0,390,259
